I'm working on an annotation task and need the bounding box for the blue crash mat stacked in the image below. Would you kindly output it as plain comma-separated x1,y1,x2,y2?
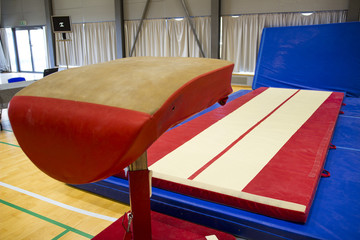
253,22,360,97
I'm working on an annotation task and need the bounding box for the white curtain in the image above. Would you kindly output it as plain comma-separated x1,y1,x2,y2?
222,14,261,73
167,19,190,57
221,10,347,73
84,22,116,65
189,17,211,58
0,28,11,72
55,21,116,67
124,17,211,58
53,11,346,70
126,19,168,57
124,20,140,56
260,11,347,27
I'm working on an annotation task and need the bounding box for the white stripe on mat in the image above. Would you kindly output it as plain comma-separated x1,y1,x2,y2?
194,90,331,191
150,88,298,178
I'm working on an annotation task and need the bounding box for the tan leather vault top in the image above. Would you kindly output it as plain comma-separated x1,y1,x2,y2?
17,57,233,114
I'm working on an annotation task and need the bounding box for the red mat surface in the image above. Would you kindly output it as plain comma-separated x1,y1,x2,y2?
118,87,344,223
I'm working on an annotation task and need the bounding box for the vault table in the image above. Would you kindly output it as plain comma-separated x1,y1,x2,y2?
9,57,236,239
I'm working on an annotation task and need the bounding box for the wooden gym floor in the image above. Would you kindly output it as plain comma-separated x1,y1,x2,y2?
0,107,131,239
0,85,250,239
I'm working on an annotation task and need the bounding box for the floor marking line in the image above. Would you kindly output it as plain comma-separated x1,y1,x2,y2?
0,199,93,239
52,229,71,240
0,181,117,222
2,129,13,132
0,141,20,147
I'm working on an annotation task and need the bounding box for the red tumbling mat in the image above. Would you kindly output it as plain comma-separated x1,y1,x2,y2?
126,87,343,223
93,211,235,240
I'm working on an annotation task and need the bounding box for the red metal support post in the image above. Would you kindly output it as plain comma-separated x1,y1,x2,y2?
128,153,152,239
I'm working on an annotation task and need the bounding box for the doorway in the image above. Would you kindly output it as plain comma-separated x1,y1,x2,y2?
14,27,47,73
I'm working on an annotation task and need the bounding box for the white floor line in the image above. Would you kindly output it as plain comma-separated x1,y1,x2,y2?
0,181,117,222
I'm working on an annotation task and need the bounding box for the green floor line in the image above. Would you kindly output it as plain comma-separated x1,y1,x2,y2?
0,199,94,239
0,141,20,147
52,229,71,240
2,129,13,132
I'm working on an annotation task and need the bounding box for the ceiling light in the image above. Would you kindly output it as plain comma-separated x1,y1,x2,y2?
301,12,313,16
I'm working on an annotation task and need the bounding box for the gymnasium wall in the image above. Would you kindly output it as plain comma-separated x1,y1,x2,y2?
1,0,351,27
1,0,46,27
222,0,349,15
123,0,211,20
52,0,115,23
124,0,349,20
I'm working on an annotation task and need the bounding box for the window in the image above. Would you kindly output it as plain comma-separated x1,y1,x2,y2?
14,27,48,73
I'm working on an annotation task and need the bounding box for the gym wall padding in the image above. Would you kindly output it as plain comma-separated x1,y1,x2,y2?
252,22,360,97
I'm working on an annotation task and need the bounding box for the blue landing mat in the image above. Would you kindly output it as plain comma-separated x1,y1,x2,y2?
252,22,360,97
342,97,360,117
332,115,360,151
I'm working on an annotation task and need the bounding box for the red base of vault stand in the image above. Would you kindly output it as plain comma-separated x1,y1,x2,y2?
92,210,236,240
93,161,235,240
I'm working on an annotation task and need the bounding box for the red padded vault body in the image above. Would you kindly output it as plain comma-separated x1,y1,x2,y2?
9,57,234,184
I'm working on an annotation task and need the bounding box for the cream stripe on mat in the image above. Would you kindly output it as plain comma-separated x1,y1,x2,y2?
193,90,332,191
149,88,298,178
